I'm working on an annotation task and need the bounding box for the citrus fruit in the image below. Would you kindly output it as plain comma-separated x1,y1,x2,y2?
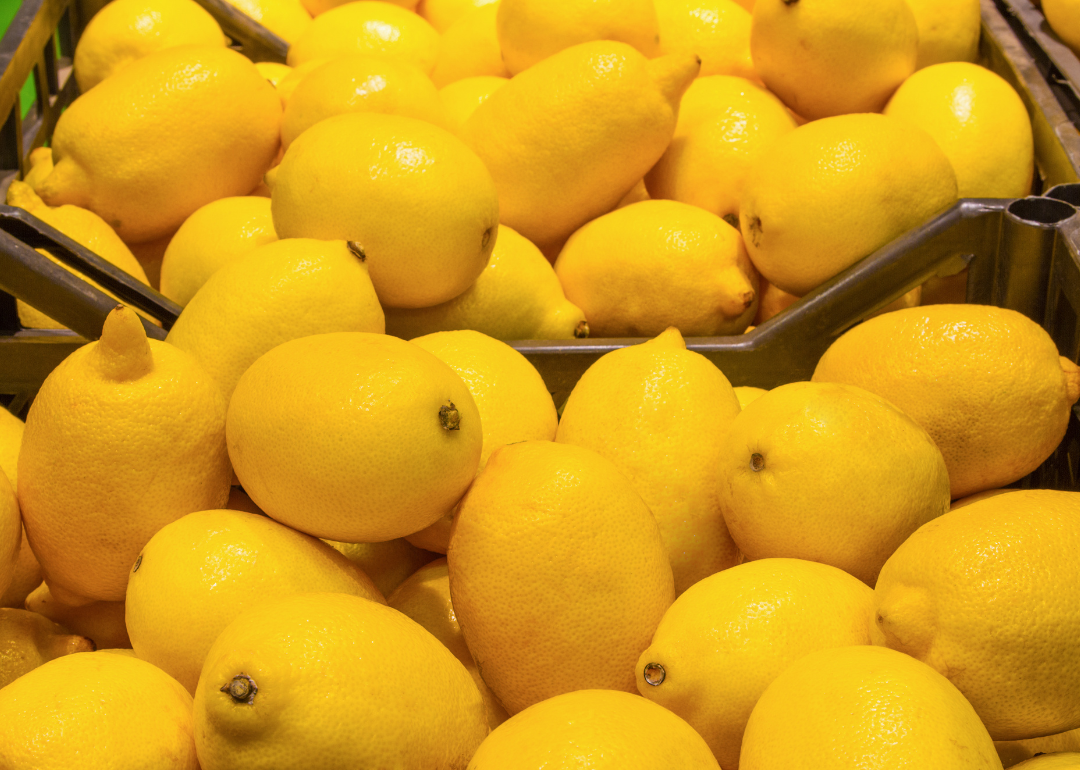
998,729,1080,767
654,0,756,79
0,608,94,689
418,0,498,31
224,0,311,41
1044,0,1080,55
431,5,510,87
439,75,508,134
906,0,980,68
23,582,131,649
324,537,439,596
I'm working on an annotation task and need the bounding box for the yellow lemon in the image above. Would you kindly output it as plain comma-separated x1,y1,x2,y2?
126,508,384,693
73,0,225,92
282,55,445,148
21,146,53,192
39,46,282,245
555,327,742,594
461,42,699,253
907,0,981,68
447,441,674,714
468,689,720,769
0,608,94,689
302,0,419,15
271,112,499,308
734,385,767,408
430,5,510,87
874,489,1080,740
227,332,482,542
752,276,798,324
750,0,918,120
0,651,198,768
0,475,19,601
166,238,384,402
0,530,42,610
645,75,796,223
439,75,508,134
254,60,292,86
1013,754,1080,769
719,381,950,585
739,113,957,297
224,0,311,42
18,306,231,602
885,62,1034,199
273,58,324,104
159,196,278,306
419,0,498,32
637,558,873,769
654,0,755,79
388,558,509,728
0,405,23,489
384,223,587,341
194,592,487,769
1044,0,1080,55
998,729,1080,767
23,583,131,649
287,1,440,72
496,0,659,75
740,646,1001,769
555,199,759,337
812,304,1080,499
323,537,438,596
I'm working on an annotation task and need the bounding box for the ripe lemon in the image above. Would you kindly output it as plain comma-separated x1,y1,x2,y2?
0,651,198,768
461,41,699,253
0,529,42,610
637,559,874,769
556,328,743,594
224,0,311,41
419,0,498,32
998,729,1080,767
23,583,131,649
159,196,278,306
447,441,674,714
468,689,720,769
73,0,225,92
0,608,94,689
0,476,20,599
39,46,282,245
654,0,756,79
388,558,509,728
431,6,510,87
734,385,767,408
555,200,759,337
0,408,21,489
282,55,445,148
906,0,980,68
874,489,1080,740
126,508,384,693
273,59,324,104
194,592,487,769
384,224,588,341
287,1,440,72
885,62,1034,199
750,0,918,120
645,75,796,224
719,381,950,585
18,306,231,602
1013,754,1080,769
254,60,292,86
439,75,508,134
1044,0,1080,55
302,0,419,15
165,238,385,401
21,146,53,192
324,537,438,596
739,113,957,297
227,332,482,542
812,304,1080,498
271,112,499,308
740,646,1001,769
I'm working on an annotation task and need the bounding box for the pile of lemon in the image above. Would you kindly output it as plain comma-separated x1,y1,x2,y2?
2,0,1080,768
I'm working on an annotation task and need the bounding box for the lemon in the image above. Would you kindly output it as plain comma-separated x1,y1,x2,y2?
461,41,699,253
1044,0,1080,55
555,200,759,337
874,489,1080,740
0,475,19,601
419,0,498,32
496,0,659,75
287,1,440,72
126,508,384,693
555,328,742,593
223,0,311,42
637,558,873,768
0,608,94,689
21,146,53,192
998,730,1080,767
273,59,324,105
159,196,278,306
194,592,487,769
750,0,917,120
23,582,131,649
907,0,981,68
1013,754,1080,769
228,332,482,542
448,441,674,714
719,381,950,585
0,530,42,610
39,46,282,245
384,224,587,341
388,558,509,728
654,0,756,79
323,537,438,596
271,113,499,308
885,62,1034,199
739,113,957,297
18,306,231,602
734,385,767,408
740,645,1001,769
73,0,225,92
431,6,510,87
303,0,420,15
0,406,23,489
0,651,198,768
645,75,796,223
282,55,445,148
812,304,1080,499
254,60,292,87
468,689,720,769
439,75,508,134
166,238,385,402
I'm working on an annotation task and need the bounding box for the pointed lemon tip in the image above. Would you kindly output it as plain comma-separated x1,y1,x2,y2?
648,52,703,105
95,306,153,381
6,180,43,211
648,327,686,349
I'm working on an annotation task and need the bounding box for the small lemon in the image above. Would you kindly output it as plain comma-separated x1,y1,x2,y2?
418,0,498,32
439,75,508,134
1013,754,1080,769
223,0,311,41
323,537,439,596
654,0,756,79
907,0,981,68
430,5,510,87
998,729,1080,767
273,59,324,105
0,406,24,488
0,530,43,609
0,475,20,602
302,0,419,15
23,582,131,649
734,385,767,408
0,608,94,689
1044,0,1080,56
254,61,292,86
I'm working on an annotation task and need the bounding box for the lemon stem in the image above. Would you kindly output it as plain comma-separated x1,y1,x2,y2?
440,403,461,431
222,673,257,704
